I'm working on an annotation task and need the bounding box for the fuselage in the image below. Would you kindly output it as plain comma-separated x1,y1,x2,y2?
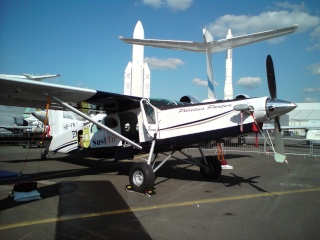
48,96,296,158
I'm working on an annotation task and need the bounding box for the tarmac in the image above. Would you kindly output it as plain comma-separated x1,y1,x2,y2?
0,145,319,240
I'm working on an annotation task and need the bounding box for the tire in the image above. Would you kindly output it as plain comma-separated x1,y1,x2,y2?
129,162,155,193
41,153,47,160
200,156,222,180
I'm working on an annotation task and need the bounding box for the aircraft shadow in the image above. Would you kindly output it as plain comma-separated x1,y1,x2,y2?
0,181,152,240
1,152,269,195
55,181,152,240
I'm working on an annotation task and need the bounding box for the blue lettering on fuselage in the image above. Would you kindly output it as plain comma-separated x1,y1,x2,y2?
92,137,107,146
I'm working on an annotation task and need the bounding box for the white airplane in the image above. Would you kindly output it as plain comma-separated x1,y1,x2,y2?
0,74,60,134
0,105,32,134
120,24,298,100
0,73,60,81
0,105,54,135
0,53,297,193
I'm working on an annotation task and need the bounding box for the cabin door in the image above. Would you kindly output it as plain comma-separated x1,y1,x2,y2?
140,99,159,138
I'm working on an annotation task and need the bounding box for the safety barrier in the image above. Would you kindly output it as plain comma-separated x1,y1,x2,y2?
204,136,320,159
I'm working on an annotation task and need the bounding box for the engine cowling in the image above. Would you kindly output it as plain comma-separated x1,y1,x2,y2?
180,95,200,104
235,94,250,99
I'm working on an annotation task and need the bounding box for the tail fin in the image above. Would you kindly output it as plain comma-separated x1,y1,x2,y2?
48,110,83,137
203,29,216,100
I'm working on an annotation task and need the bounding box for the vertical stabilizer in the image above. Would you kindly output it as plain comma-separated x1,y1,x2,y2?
48,110,83,137
203,29,216,100
48,110,64,137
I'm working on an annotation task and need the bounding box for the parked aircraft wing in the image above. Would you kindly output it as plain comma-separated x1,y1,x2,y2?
208,24,298,53
0,125,32,130
0,75,141,113
22,74,61,81
119,37,206,52
120,25,298,54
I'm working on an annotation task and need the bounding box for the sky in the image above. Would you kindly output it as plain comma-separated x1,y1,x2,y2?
0,0,319,103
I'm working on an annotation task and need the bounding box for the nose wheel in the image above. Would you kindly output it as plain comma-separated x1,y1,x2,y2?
129,162,155,193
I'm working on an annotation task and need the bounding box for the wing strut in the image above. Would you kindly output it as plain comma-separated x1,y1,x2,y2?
50,95,142,150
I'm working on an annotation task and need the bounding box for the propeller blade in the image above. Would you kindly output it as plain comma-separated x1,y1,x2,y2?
274,116,285,162
266,55,277,99
274,152,286,163
275,117,282,133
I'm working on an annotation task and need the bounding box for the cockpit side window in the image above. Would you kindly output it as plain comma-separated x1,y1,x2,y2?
91,117,118,133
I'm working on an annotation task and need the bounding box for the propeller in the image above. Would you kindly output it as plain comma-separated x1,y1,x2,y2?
266,55,286,163
266,55,277,99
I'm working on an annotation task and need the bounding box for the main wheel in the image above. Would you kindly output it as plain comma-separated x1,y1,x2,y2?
200,156,222,180
129,162,155,193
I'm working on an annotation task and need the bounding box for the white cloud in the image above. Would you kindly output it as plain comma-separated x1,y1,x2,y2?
307,63,320,75
304,97,318,103
207,2,319,44
143,0,162,8
310,26,320,38
192,78,207,86
303,87,320,93
167,0,193,11
192,78,219,86
144,57,184,70
143,0,193,11
274,2,306,12
236,77,262,89
307,26,320,50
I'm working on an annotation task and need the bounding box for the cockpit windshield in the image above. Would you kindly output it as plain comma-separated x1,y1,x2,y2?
149,98,191,110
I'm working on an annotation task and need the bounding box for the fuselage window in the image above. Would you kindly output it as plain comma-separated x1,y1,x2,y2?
124,123,130,132
63,111,74,120
91,120,101,133
105,117,118,128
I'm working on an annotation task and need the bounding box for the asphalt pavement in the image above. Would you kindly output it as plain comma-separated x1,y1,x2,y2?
0,146,319,240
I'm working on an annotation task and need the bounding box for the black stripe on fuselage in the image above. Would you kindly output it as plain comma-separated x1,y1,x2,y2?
52,140,78,153
141,123,253,152
160,110,233,131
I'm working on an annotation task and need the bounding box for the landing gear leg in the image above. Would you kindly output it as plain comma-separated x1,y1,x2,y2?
128,131,158,194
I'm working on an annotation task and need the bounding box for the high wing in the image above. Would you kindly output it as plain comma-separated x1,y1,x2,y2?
0,75,142,113
119,25,298,53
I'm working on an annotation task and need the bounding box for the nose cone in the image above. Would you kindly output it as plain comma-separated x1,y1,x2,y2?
266,99,297,119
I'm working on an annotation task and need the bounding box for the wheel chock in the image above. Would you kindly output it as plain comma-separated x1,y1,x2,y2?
125,185,156,196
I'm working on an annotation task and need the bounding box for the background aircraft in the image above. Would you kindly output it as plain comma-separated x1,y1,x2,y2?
0,105,30,135
120,24,298,101
0,73,60,81
0,74,61,135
